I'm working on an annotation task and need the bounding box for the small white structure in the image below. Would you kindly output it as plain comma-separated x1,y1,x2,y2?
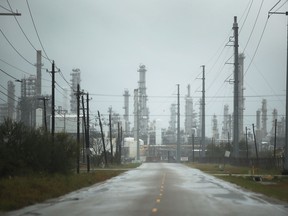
35,108,43,129
54,114,82,133
124,137,144,158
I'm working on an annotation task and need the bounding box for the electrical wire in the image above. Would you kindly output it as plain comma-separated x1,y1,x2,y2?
269,0,282,13
0,58,33,76
59,71,73,89
0,4,13,12
6,0,50,65
239,0,254,34
0,28,35,67
26,0,51,63
0,68,18,80
275,0,288,12
7,1,37,51
244,53,285,107
243,0,264,53
0,89,18,103
244,16,269,76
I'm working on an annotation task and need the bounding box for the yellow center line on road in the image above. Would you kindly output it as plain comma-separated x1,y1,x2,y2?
151,172,167,214
152,208,158,213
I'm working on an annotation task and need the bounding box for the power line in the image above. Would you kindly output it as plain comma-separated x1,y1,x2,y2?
0,89,18,104
244,16,269,76
243,0,264,53
0,4,13,12
0,97,6,103
26,0,51,63
275,0,288,12
7,1,36,50
239,0,254,34
6,0,49,66
59,71,73,89
0,68,18,80
0,28,35,67
0,58,33,76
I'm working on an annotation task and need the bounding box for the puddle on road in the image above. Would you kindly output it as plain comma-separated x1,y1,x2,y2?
213,192,246,201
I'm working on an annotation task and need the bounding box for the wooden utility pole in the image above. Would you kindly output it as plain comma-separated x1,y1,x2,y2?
98,111,107,166
51,61,55,139
86,93,90,172
201,66,206,158
192,133,195,162
47,61,58,141
177,84,180,163
274,119,277,159
252,124,258,163
109,110,113,164
81,95,87,161
76,84,81,174
245,127,248,160
38,97,49,132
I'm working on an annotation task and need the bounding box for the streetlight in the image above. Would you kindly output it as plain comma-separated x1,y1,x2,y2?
268,10,288,174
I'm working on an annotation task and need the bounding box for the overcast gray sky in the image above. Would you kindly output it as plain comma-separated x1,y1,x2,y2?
0,0,287,136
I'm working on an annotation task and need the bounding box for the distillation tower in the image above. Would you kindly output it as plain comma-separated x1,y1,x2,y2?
137,65,149,142
238,53,245,139
184,84,196,136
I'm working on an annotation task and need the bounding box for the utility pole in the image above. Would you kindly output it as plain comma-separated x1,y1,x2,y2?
51,61,55,139
81,94,87,162
86,93,90,172
192,133,195,162
98,111,107,166
76,84,80,174
245,127,248,160
38,97,49,132
268,10,288,174
252,124,259,164
109,111,113,164
274,119,277,160
47,61,58,141
201,65,206,158
177,84,180,163
233,16,239,158
116,122,120,164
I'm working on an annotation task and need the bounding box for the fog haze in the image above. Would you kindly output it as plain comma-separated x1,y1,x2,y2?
0,0,286,136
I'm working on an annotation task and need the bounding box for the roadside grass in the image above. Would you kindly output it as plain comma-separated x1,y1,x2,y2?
188,163,288,203
188,163,281,175
0,167,134,212
100,162,142,169
216,175,288,203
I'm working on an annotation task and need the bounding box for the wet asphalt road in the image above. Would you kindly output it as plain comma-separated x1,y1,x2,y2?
4,163,288,216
